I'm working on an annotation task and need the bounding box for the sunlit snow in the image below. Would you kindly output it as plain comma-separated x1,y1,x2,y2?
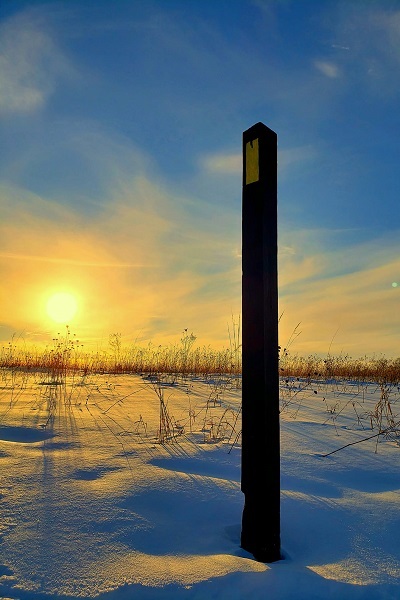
0,371,399,599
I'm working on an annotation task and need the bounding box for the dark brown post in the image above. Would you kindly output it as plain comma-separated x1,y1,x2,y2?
240,122,281,563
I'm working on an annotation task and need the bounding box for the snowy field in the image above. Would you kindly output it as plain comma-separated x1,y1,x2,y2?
0,370,399,599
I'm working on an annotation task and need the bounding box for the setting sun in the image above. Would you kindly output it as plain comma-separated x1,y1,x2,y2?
46,292,78,324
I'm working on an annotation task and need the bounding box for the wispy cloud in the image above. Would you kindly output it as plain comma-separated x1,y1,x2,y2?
278,146,316,173
314,60,340,79
0,252,141,269
199,145,315,177
279,229,400,356
331,44,350,51
1,1,399,356
0,9,74,114
327,5,400,96
0,153,240,347
1,127,398,355
199,153,241,175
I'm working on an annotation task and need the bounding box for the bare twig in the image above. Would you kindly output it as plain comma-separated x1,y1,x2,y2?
321,424,399,457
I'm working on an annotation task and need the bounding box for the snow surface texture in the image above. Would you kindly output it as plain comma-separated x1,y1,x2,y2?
0,371,399,599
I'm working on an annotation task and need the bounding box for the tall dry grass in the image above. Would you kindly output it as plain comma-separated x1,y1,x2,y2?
1,324,400,385
279,352,400,385
0,326,243,380
1,324,398,452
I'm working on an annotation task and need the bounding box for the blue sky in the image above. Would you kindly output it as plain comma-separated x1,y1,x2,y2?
0,0,399,356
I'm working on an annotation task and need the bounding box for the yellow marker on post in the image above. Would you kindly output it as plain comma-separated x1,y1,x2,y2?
245,138,259,184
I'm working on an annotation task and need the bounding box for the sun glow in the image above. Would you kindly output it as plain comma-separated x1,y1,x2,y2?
46,292,78,324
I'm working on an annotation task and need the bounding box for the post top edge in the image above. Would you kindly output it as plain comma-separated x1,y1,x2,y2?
243,122,277,138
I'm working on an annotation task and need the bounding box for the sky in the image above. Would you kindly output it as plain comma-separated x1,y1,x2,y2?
1,0,399,356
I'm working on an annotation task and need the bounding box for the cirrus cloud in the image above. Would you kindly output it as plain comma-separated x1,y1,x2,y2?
0,9,74,115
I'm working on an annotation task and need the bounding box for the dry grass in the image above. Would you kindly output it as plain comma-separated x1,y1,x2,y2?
279,352,400,385
0,326,242,381
0,324,399,452
2,325,400,385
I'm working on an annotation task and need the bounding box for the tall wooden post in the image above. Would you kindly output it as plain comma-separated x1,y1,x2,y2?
240,122,281,563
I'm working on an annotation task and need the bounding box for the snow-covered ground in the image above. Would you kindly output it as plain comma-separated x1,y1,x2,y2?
0,370,399,599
